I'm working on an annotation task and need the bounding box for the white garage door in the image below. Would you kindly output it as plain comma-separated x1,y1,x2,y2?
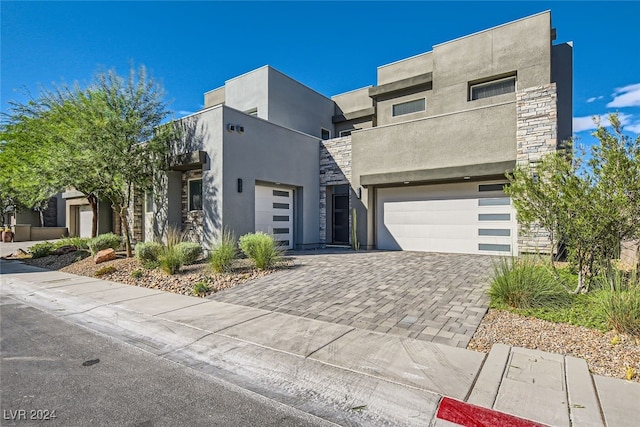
255,185,293,250
79,205,93,238
377,181,517,255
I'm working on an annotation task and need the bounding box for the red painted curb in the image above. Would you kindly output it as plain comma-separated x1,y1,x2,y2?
436,397,549,427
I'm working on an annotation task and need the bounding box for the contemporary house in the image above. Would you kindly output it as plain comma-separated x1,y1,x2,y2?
136,10,572,256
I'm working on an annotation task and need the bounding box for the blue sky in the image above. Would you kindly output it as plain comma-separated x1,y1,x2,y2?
2,1,640,148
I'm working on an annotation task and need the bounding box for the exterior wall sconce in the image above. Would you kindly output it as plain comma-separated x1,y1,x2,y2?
237,178,243,193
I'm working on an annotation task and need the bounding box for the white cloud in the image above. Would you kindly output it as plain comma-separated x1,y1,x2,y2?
606,83,640,108
573,113,632,133
177,110,195,116
586,96,603,103
626,123,640,134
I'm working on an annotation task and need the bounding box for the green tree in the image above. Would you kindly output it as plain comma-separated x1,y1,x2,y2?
0,101,63,226
1,65,176,254
78,67,175,256
506,113,640,292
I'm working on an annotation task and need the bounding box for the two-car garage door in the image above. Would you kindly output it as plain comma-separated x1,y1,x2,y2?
376,181,517,255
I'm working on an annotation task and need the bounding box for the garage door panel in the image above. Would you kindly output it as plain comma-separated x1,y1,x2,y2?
384,224,476,240
385,209,476,226
255,185,293,249
377,181,517,255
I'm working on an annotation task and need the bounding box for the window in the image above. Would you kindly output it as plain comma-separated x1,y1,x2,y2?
469,75,516,100
479,183,508,192
321,128,331,140
392,98,425,117
145,191,153,213
478,243,511,252
189,179,203,211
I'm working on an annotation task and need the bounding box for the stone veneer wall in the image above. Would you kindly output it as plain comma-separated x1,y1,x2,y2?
319,136,352,243
515,83,558,254
181,169,204,245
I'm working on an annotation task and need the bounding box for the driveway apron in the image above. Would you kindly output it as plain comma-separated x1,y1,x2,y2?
210,251,495,348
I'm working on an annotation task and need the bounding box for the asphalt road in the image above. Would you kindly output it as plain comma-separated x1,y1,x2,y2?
0,296,332,427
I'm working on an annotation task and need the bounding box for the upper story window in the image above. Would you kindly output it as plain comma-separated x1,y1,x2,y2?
189,179,203,211
321,128,331,140
469,75,516,101
392,98,426,117
339,129,360,137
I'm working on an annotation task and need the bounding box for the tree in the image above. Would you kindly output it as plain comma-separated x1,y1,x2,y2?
506,113,640,293
77,67,175,256
0,102,63,226
1,65,176,254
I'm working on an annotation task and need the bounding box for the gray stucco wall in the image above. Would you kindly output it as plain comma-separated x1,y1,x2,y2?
332,87,373,115
267,68,335,139
223,66,335,139
160,107,224,249
352,101,517,180
225,67,270,119
221,106,321,249
429,11,551,116
377,51,433,85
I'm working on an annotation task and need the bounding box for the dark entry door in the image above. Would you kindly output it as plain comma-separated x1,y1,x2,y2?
332,186,349,244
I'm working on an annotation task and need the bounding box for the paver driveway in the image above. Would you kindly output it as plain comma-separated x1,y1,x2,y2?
210,250,495,348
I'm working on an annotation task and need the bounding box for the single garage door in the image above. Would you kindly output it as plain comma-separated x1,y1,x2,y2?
376,181,517,255
255,185,294,250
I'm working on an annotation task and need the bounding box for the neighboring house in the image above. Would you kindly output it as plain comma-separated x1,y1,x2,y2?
61,190,113,238
140,10,572,256
5,194,67,241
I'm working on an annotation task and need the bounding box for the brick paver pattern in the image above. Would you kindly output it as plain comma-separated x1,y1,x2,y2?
210,251,495,348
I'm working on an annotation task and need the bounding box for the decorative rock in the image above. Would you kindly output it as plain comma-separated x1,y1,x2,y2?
94,248,116,264
15,248,29,258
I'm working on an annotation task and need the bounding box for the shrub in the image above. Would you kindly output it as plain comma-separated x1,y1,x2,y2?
210,230,237,273
239,232,282,270
176,242,203,265
159,245,182,275
192,280,211,296
55,236,90,250
135,241,162,263
88,233,122,255
143,260,160,270
488,256,571,309
29,241,55,258
131,269,143,279
95,265,117,277
596,270,640,336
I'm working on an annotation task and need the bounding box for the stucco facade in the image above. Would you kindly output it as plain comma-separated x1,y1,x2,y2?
141,10,571,255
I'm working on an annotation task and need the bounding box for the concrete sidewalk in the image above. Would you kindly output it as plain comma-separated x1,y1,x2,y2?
1,259,638,426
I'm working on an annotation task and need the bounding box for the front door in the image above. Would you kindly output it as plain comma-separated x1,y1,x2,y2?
332,185,349,244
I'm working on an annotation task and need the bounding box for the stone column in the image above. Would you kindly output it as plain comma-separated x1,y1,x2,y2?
515,83,558,254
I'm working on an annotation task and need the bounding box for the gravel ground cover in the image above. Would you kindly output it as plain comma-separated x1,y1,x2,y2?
16,250,290,297
12,249,640,382
469,309,640,382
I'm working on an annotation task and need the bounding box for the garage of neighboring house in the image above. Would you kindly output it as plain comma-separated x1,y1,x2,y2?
77,205,93,238
255,184,294,250
376,180,517,255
